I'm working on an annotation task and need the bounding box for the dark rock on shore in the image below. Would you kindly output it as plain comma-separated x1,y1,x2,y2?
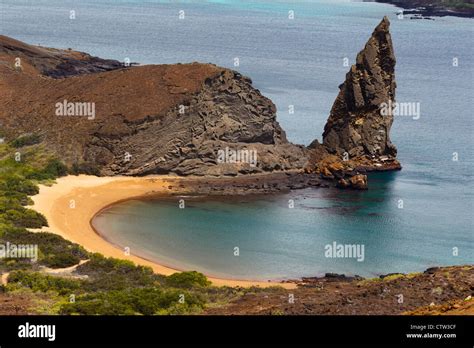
0,35,123,78
424,267,441,274
376,0,474,19
298,273,364,285
337,174,368,190
379,272,405,279
168,171,325,196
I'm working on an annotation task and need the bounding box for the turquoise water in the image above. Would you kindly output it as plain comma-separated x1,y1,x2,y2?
2,0,472,279
92,172,473,280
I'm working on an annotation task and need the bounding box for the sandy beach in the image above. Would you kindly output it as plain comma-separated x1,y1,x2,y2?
29,175,296,289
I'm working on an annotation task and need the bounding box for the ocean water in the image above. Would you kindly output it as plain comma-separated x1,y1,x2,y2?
2,0,472,279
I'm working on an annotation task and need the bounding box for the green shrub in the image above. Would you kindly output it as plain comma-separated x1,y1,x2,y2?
0,195,31,213
7,270,81,295
76,254,135,272
60,294,135,315
0,176,38,196
60,287,205,315
76,254,160,291
10,134,41,148
41,253,81,269
43,159,68,177
0,229,88,269
0,257,36,272
165,271,211,289
26,159,69,181
4,208,47,228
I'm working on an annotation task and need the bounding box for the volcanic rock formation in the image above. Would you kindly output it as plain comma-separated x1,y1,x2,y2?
0,35,122,78
305,16,401,187
323,16,398,162
0,35,306,177
0,17,401,189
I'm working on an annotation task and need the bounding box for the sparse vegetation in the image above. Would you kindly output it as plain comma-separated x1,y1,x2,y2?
0,142,87,272
0,228,87,269
9,134,41,148
60,287,206,315
7,270,81,295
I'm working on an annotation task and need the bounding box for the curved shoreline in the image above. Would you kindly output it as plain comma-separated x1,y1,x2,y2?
29,175,296,289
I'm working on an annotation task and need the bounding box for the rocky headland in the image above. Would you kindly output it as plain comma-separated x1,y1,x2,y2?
0,17,401,190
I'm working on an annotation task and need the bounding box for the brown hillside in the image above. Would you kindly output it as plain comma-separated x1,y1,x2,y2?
0,35,306,176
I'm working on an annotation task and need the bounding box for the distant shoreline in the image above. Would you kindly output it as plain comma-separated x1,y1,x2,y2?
375,0,474,18
29,175,297,289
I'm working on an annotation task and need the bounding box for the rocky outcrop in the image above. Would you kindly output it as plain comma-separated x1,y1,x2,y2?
0,35,123,78
98,69,307,176
305,17,401,188
0,35,306,177
322,16,398,163
337,175,368,190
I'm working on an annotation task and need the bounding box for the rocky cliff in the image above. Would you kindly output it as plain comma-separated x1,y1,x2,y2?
305,17,401,188
0,35,306,177
323,16,398,160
